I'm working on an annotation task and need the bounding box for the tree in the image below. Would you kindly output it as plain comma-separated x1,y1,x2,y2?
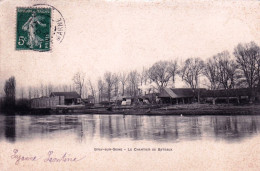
4,76,16,108
127,70,140,97
147,61,172,92
168,60,178,87
88,79,96,104
83,85,88,99
140,67,148,86
47,84,53,95
98,78,105,102
214,51,237,90
62,84,69,92
72,72,85,97
179,58,204,90
113,74,119,97
203,57,219,90
28,86,32,100
20,87,25,100
40,84,45,97
33,87,39,98
234,41,260,100
118,72,128,96
139,67,150,95
104,72,117,102
204,54,237,104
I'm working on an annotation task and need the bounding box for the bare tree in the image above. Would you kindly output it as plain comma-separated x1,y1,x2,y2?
82,85,88,99
168,60,179,87
203,57,219,90
113,74,119,97
98,78,105,102
20,87,25,100
72,72,85,97
44,85,49,96
28,86,32,100
147,61,172,92
127,70,140,97
33,87,39,98
104,72,117,102
62,84,69,92
140,67,148,86
234,41,260,100
40,84,44,97
47,84,53,95
88,79,96,103
118,72,128,96
179,58,204,90
214,51,237,90
139,67,149,95
179,58,204,103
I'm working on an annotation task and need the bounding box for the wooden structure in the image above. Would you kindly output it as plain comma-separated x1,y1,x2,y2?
200,88,251,104
31,91,81,109
50,91,81,105
159,88,205,104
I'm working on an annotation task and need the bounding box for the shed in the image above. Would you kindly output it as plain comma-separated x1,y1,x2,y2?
159,88,204,104
50,91,81,105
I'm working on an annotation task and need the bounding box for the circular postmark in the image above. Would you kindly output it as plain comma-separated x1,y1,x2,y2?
33,4,66,45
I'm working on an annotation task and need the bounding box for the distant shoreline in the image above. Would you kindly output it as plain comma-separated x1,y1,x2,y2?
4,103,259,116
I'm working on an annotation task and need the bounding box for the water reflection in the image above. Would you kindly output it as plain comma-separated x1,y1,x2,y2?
0,114,259,143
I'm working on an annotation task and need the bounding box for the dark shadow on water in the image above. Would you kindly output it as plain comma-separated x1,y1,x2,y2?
0,114,260,143
4,116,16,142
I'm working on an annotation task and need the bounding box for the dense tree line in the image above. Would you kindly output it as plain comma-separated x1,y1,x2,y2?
1,41,260,105
95,41,260,102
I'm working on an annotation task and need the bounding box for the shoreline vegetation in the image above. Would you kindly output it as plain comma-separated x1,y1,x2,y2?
4,103,260,116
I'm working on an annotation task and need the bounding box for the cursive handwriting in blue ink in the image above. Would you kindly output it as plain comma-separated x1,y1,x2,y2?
11,149,39,165
44,151,86,163
10,149,86,165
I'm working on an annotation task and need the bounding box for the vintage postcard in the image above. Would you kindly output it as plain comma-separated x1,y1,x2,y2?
1,0,260,170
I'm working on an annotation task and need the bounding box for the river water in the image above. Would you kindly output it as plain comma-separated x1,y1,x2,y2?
1,114,260,170
0,114,259,143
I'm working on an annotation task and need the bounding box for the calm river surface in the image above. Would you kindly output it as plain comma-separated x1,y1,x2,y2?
0,114,259,143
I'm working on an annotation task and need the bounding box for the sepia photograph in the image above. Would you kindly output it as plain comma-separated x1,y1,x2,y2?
0,0,260,170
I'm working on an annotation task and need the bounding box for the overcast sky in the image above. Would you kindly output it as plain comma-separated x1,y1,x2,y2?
0,0,260,96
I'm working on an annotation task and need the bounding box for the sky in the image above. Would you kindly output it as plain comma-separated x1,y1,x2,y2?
0,0,260,97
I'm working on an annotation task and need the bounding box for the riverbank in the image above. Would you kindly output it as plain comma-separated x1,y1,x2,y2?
22,103,260,115
84,103,260,115
31,104,260,115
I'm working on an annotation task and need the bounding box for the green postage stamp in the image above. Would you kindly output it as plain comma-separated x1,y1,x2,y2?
16,7,51,51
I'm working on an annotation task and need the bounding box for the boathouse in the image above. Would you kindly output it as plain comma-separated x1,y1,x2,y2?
31,91,82,109
50,91,81,105
158,88,205,104
31,96,59,108
200,88,251,104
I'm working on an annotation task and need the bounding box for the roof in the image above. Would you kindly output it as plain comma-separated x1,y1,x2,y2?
159,88,195,98
143,93,159,99
50,91,81,99
200,88,251,97
159,88,206,98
